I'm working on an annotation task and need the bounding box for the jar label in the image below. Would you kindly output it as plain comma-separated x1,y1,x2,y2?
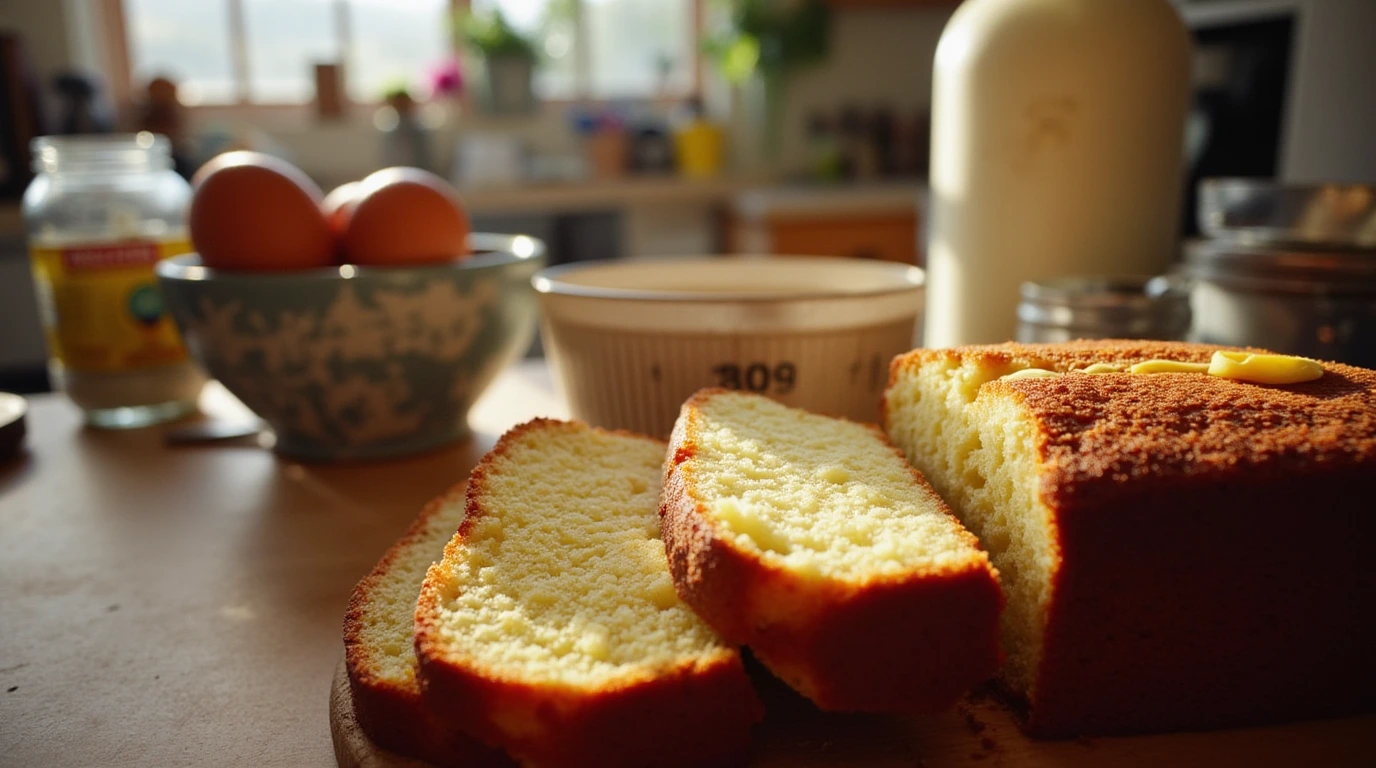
30,239,193,373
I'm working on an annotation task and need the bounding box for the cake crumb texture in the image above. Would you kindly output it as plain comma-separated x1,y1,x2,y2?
663,389,1002,713
342,485,510,766
415,418,761,768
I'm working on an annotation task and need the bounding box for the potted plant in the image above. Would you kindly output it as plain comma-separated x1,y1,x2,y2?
704,0,831,158
458,9,538,115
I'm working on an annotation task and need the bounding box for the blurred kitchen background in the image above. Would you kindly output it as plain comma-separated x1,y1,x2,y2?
2,0,1375,393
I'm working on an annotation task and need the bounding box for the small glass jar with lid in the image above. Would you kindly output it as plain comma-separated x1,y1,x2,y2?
23,132,205,428
1016,274,1192,343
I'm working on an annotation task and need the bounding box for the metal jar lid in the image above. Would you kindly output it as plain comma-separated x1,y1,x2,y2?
1017,275,1191,340
1183,239,1376,294
1199,178,1376,249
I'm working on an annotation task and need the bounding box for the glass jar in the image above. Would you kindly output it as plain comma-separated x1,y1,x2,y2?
23,133,205,428
1016,275,1192,343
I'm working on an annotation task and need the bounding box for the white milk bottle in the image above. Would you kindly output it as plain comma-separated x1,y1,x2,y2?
925,0,1191,347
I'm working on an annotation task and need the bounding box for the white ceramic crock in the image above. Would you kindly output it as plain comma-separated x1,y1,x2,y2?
533,256,924,437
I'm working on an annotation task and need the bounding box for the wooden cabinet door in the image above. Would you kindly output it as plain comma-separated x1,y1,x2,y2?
763,212,921,265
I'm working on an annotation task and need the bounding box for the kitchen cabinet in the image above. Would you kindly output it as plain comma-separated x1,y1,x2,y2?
728,184,925,265
748,212,920,264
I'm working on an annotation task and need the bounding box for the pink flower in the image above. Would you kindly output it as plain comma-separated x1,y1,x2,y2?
426,57,465,99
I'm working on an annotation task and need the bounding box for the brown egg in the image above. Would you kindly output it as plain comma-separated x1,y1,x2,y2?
321,181,361,238
342,167,471,266
190,151,336,271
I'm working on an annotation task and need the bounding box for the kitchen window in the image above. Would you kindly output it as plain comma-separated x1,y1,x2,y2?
471,0,699,100
121,0,452,105
118,0,699,107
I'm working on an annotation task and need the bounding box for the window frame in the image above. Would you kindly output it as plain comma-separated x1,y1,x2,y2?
106,0,705,113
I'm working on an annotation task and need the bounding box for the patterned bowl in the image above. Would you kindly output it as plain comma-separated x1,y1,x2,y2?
155,233,545,461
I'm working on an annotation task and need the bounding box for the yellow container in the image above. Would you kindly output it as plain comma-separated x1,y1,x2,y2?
674,120,725,179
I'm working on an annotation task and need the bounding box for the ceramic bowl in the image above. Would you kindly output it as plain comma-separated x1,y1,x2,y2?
534,256,924,437
157,233,545,460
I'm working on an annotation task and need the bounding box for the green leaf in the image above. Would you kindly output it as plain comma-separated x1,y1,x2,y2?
458,8,537,60
720,36,761,83
707,0,830,81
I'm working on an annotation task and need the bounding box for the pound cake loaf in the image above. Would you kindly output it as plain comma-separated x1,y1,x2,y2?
884,340,1376,737
414,419,762,768
661,389,1002,713
342,486,510,766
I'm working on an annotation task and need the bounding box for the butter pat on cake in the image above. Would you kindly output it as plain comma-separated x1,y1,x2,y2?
414,419,762,768
884,339,1376,736
661,389,1003,713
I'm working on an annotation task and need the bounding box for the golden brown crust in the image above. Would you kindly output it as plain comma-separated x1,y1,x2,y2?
661,389,1004,713
887,340,1376,737
1025,465,1376,737
889,340,1376,504
414,418,763,768
342,484,511,767
884,339,1243,417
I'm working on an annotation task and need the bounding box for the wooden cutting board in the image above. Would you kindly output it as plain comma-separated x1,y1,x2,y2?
331,659,429,768
329,658,1375,767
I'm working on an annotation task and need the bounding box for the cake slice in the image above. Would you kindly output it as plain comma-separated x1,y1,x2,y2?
660,389,1003,713
884,340,1376,736
414,419,762,768
342,485,510,767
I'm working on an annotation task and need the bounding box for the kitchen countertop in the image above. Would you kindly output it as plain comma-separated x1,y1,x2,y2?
4,362,1372,767
0,366,569,767
732,181,927,220
459,175,772,216
458,177,927,218
0,180,760,239
4,178,743,240
0,180,929,238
